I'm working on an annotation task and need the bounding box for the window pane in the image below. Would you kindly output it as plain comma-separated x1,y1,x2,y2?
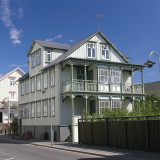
92,48,95,57
88,48,91,57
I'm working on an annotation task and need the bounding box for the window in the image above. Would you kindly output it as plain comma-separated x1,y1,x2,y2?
22,104,26,118
31,77,35,92
19,105,22,119
21,81,25,95
88,43,96,58
10,92,15,100
77,67,84,80
50,98,55,117
31,102,35,118
111,69,121,83
112,100,122,110
99,100,110,114
36,101,41,117
46,49,52,62
43,99,48,117
10,79,15,86
50,69,55,86
101,45,109,60
43,73,48,89
99,68,109,83
36,75,41,90
25,79,29,94
36,49,41,65
31,53,36,68
25,103,29,118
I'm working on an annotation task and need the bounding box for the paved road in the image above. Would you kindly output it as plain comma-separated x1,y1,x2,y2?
0,140,107,160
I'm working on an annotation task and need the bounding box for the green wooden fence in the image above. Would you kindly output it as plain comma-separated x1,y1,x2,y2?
78,115,160,152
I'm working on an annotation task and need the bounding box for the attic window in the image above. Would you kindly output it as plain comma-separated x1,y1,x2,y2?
101,45,109,60
46,49,52,62
88,43,96,58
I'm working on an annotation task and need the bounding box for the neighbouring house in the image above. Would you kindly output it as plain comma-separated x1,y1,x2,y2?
18,31,145,142
0,68,25,133
144,81,160,95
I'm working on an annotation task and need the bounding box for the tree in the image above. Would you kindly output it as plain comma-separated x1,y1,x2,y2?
10,117,18,135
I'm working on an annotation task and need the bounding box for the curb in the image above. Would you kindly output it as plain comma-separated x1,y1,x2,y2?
30,143,124,160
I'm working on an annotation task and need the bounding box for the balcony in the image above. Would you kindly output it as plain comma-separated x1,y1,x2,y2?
62,80,143,94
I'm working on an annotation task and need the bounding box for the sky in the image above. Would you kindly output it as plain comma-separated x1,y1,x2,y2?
0,0,160,83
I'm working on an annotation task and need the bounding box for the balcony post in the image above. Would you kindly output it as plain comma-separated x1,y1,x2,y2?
131,68,134,93
71,95,75,142
120,67,123,93
84,65,87,91
71,64,74,91
84,95,88,113
97,66,99,92
141,69,144,94
109,67,112,92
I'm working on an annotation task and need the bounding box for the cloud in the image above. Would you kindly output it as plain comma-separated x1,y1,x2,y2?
45,34,63,42
147,72,156,76
68,39,75,43
18,8,23,18
0,0,22,45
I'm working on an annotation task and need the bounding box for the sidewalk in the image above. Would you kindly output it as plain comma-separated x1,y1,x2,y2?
0,134,160,160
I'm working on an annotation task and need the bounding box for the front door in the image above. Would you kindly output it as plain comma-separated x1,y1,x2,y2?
90,100,96,114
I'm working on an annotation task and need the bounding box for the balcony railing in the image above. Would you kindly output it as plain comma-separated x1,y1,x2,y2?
62,80,143,94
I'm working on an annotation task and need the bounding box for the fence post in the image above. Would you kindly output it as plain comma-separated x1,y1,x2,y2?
105,118,109,147
78,119,80,144
91,118,93,145
147,117,150,151
124,118,127,149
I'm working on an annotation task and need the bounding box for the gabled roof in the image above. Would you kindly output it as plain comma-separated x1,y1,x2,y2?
27,40,70,56
0,67,25,81
41,31,129,71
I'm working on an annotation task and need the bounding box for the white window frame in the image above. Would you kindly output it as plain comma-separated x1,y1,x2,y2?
21,81,25,95
87,42,96,58
43,73,48,89
43,99,48,117
25,79,29,94
111,69,121,83
99,68,109,84
50,69,55,86
31,53,36,68
46,49,52,62
31,77,35,92
36,74,41,91
50,97,55,117
99,100,110,114
112,100,122,110
25,103,29,118
36,49,41,65
31,102,35,118
36,101,41,117
101,44,109,60
10,92,15,100
10,79,15,86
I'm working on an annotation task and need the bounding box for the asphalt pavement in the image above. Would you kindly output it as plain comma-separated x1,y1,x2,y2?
0,134,160,160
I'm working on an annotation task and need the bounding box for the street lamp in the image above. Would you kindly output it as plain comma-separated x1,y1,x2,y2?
144,51,160,72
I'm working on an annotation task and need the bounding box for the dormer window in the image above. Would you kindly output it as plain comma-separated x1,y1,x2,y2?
101,45,109,60
88,43,96,58
46,49,52,62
